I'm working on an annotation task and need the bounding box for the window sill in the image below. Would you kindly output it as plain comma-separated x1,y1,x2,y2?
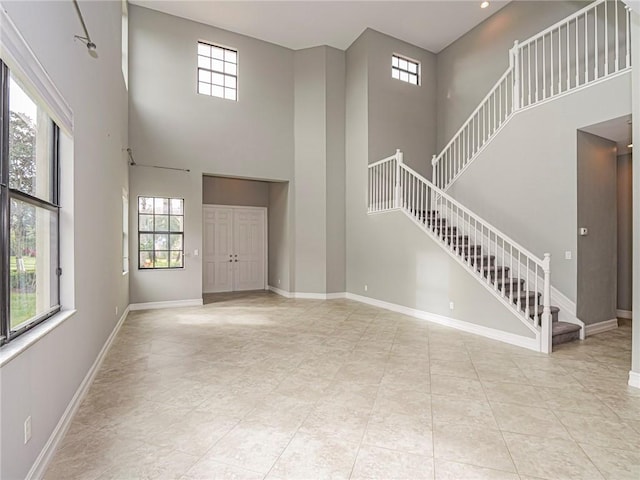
0,309,77,367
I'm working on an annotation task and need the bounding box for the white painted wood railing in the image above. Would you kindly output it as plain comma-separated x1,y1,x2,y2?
368,151,400,213
433,0,632,190
371,150,553,353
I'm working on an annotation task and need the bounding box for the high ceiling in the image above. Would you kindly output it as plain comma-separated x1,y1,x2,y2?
129,1,511,53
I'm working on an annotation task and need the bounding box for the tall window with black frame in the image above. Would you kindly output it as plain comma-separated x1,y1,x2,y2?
0,60,61,345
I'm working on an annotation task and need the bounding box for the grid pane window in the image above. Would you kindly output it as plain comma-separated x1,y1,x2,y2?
138,197,184,269
197,41,237,101
1,61,61,344
392,54,420,86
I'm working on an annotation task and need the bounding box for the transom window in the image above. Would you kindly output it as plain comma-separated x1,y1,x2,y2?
197,41,237,101
392,54,420,85
1,62,61,344
138,197,184,269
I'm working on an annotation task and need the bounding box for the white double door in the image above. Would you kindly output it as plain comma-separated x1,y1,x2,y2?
203,206,266,293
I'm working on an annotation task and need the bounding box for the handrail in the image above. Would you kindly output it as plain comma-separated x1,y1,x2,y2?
432,67,514,166
369,152,399,169
518,0,608,48
399,162,545,267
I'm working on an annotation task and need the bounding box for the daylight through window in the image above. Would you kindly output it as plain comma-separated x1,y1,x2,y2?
197,41,237,101
138,197,184,269
392,54,420,85
1,61,61,344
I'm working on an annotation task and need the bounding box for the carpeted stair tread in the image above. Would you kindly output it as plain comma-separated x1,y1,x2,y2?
552,321,581,345
481,266,510,278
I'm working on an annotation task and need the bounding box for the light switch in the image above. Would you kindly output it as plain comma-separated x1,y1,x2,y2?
565,251,572,260
194,249,199,256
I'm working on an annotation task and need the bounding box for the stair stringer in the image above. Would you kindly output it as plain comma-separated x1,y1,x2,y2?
396,207,542,349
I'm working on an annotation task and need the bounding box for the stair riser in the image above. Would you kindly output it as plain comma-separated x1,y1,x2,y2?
467,256,496,268
553,330,581,346
482,268,510,280
534,310,560,325
513,293,542,309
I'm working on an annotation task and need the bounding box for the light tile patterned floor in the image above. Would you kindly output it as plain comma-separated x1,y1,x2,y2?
44,292,640,480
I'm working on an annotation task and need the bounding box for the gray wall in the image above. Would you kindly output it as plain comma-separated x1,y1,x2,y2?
345,29,533,338
448,73,632,303
129,5,296,301
130,6,348,298
130,168,202,303
202,176,270,207
367,29,437,178
293,47,328,293
325,48,347,293
268,182,290,291
292,46,346,294
618,153,633,313
0,2,129,478
576,132,618,325
129,5,294,182
436,1,586,151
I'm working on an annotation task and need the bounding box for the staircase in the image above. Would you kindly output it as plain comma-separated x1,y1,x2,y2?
419,209,580,347
368,151,582,353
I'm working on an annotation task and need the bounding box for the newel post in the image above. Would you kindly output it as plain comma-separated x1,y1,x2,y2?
541,253,552,354
394,149,403,209
431,154,437,187
511,40,521,112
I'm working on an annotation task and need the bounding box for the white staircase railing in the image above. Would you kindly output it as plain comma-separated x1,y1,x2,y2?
433,0,632,190
369,151,553,353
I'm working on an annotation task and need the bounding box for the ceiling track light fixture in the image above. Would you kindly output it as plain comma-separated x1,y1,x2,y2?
73,0,97,58
126,148,191,173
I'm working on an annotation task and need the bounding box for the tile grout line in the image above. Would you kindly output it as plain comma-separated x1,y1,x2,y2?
466,342,520,477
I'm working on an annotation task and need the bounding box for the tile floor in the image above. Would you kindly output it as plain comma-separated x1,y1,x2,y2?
44,292,640,480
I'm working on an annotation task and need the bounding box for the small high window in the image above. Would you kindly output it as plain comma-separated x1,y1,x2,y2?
197,41,237,101
392,54,420,85
138,197,184,269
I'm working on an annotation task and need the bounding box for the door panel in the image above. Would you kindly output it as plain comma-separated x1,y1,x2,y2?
203,207,234,293
233,209,265,291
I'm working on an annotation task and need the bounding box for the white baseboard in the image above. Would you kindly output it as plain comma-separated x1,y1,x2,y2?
26,306,130,480
585,318,619,336
345,293,539,352
629,371,640,389
268,285,292,298
617,309,632,320
129,298,203,311
268,286,346,300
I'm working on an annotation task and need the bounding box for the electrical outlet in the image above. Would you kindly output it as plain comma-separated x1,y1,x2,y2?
24,416,31,444
364,285,368,292
449,301,455,310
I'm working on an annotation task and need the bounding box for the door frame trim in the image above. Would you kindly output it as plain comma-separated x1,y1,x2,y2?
202,204,268,292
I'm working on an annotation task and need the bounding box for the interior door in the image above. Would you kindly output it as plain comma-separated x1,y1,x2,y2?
203,206,266,293
203,207,234,293
233,209,266,291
